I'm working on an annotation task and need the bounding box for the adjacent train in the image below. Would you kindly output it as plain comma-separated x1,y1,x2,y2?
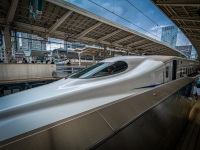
0,55,199,143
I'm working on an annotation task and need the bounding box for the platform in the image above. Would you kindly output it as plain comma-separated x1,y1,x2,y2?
176,100,200,150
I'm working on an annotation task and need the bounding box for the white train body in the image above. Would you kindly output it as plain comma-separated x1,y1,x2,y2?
0,55,199,142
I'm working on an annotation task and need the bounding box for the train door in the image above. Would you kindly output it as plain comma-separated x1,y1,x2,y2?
172,60,177,80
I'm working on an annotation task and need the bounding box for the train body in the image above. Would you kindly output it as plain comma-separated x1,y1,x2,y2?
0,55,199,142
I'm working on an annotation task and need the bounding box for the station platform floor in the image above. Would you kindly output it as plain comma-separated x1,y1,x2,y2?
176,99,200,150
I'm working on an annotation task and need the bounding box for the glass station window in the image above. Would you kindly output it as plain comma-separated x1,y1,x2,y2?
68,61,128,79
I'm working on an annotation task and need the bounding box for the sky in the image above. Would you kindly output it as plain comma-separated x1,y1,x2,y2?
64,0,195,51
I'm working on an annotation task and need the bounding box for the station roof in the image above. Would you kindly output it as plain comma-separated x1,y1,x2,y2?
152,0,200,56
0,0,185,57
74,47,136,57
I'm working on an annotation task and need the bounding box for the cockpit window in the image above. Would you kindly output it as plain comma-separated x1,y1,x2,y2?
68,61,128,79
68,63,108,78
92,61,128,77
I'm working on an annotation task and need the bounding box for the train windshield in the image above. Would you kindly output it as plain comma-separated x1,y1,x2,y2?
68,61,128,79
68,63,111,78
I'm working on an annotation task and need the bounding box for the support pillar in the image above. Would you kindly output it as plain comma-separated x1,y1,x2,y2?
127,51,129,56
78,52,81,66
103,46,106,59
92,55,95,64
111,51,115,57
4,27,12,63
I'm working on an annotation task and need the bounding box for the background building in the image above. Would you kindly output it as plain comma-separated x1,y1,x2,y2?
175,45,192,59
64,41,86,50
0,29,5,61
21,33,46,51
161,26,178,48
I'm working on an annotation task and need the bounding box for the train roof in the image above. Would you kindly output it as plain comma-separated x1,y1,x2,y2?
101,55,198,64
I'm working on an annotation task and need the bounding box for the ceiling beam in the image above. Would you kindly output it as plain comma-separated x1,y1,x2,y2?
182,6,190,16
179,25,200,30
186,33,200,37
81,36,124,49
171,16,200,22
7,0,19,23
112,35,136,44
75,22,102,39
97,30,121,42
134,42,155,49
127,39,146,47
143,45,164,52
8,21,182,56
156,48,168,54
163,5,174,16
154,0,200,6
12,22,66,39
168,6,179,16
190,38,200,42
49,10,73,33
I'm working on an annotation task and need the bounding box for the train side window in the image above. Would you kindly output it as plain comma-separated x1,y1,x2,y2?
166,66,169,78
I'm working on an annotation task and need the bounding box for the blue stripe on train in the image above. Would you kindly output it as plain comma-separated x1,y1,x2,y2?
136,83,161,89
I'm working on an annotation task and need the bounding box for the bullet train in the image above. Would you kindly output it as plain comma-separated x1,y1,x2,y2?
0,55,199,143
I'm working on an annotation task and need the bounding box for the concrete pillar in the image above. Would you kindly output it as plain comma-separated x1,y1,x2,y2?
78,52,81,66
112,51,115,57
103,46,106,59
4,27,12,63
92,55,95,64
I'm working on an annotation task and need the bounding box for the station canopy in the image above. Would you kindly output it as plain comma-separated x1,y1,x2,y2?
0,0,186,57
152,0,200,56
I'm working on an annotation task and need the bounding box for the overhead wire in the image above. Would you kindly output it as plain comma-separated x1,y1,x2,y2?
88,0,185,47
126,0,159,26
125,0,185,46
88,0,159,39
